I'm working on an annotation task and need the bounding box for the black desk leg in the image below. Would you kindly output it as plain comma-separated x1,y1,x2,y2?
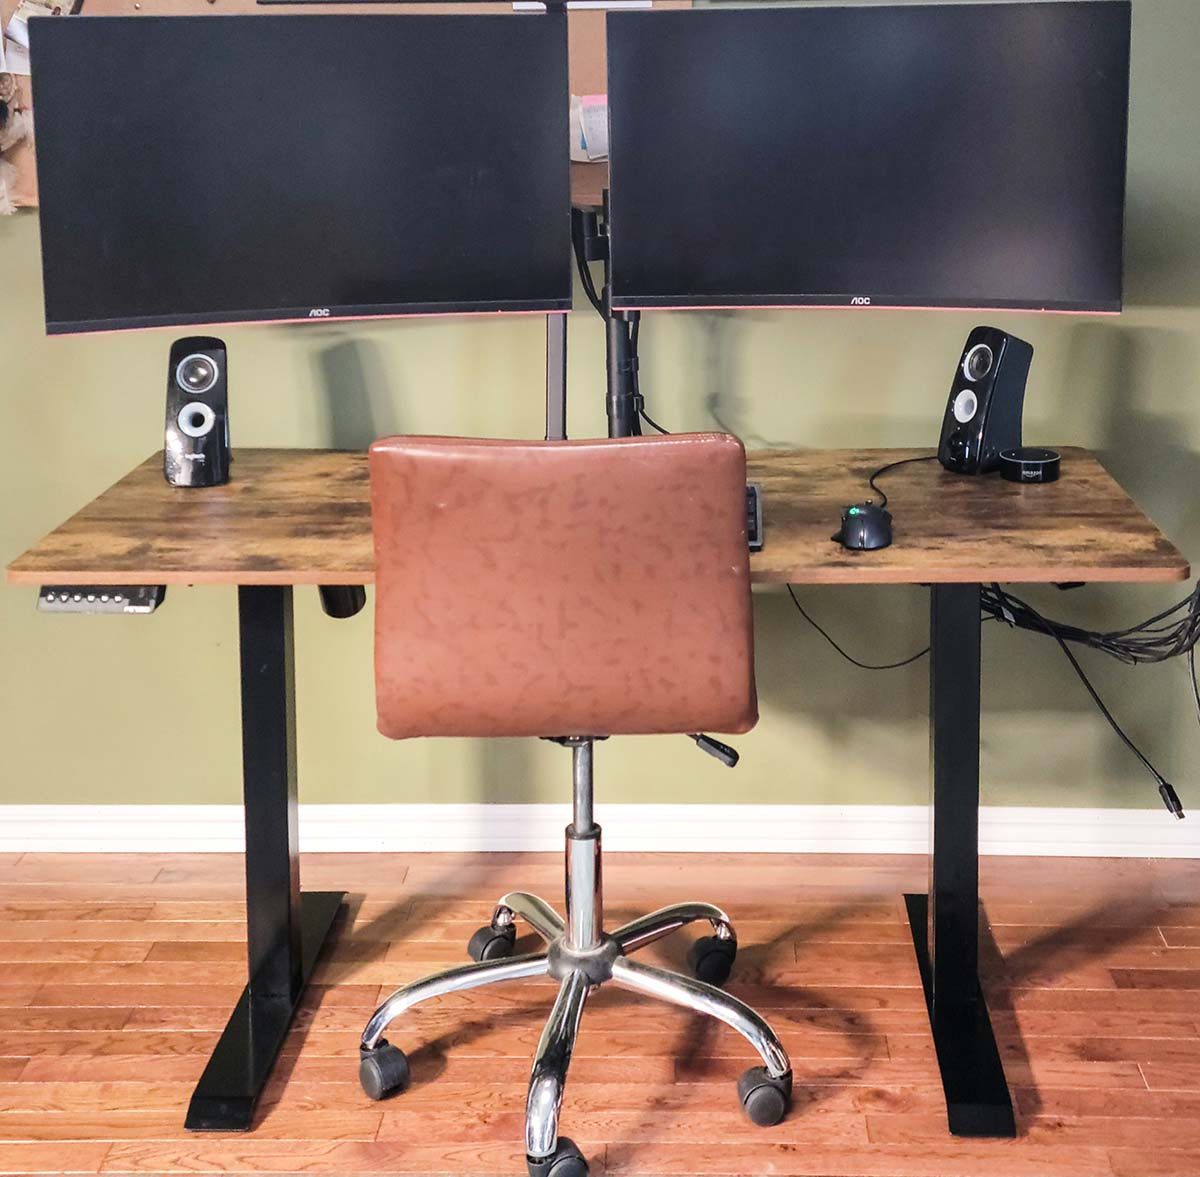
904,583,1015,1138
186,585,345,1131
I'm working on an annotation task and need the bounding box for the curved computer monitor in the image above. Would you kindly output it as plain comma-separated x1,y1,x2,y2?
607,1,1131,314
30,13,572,334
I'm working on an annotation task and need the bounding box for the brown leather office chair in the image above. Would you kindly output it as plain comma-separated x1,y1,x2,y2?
359,434,792,1177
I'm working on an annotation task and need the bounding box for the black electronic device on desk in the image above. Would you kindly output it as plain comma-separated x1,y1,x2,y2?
937,327,1034,475
606,2,1130,313
165,337,230,488
833,503,892,552
1000,447,1061,484
29,12,572,333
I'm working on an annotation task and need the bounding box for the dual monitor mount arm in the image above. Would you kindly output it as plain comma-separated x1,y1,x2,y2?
574,193,642,440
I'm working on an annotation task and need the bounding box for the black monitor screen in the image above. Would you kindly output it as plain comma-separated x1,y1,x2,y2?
30,14,572,334
607,2,1131,313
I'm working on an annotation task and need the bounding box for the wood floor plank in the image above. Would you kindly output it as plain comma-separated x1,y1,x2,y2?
0,856,163,884
0,904,154,922
868,1112,1200,1149
603,1141,1116,1176
1112,969,1200,990
0,1010,133,1033
1141,1064,1200,1091
1016,1087,1200,1118
17,1056,210,1084
0,943,152,964
1108,1149,1200,1177
99,1139,531,1174
0,1141,111,1173
30,984,248,1009
0,988,40,1009
0,921,247,942
0,1031,219,1059
1000,987,1200,1013
886,1034,1200,1066
0,1107,383,1143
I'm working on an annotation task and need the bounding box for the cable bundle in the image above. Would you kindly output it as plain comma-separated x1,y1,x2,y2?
981,582,1200,666
978,582,1199,818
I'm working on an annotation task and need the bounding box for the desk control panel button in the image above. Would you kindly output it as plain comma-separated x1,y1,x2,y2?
37,585,167,615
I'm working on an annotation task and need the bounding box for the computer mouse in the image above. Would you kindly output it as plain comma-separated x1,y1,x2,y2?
833,502,893,550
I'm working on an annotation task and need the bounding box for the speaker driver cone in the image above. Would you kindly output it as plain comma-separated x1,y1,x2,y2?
177,401,216,438
175,353,219,395
962,343,994,382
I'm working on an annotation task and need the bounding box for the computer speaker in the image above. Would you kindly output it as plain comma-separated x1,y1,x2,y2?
937,326,1033,475
164,337,230,487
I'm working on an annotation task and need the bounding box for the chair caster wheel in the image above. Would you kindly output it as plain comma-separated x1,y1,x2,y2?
737,1066,791,1127
688,934,737,987
468,922,517,962
359,1040,410,1101
527,1137,588,1177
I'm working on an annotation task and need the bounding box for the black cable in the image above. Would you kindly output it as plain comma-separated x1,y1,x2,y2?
570,215,604,317
1191,645,1200,731
981,582,1200,667
866,454,939,509
627,313,673,435
786,585,930,670
640,408,670,435
998,587,1185,818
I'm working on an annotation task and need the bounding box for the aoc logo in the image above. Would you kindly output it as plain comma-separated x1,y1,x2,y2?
850,296,872,306
308,307,331,318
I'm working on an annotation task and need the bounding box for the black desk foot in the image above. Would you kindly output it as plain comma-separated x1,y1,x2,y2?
186,890,345,1131
905,893,1015,1138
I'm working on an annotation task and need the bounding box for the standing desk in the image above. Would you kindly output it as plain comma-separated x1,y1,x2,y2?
5,445,1189,1137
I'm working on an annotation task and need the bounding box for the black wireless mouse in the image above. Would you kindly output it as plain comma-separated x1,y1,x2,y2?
833,502,893,550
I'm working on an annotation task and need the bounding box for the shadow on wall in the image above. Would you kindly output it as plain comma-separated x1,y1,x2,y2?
694,313,796,450
316,336,405,450
1124,188,1200,309
1070,320,1200,554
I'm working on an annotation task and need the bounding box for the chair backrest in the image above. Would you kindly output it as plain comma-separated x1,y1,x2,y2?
369,433,756,740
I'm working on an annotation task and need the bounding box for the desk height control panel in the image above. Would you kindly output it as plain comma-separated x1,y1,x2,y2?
37,585,167,614
747,483,764,552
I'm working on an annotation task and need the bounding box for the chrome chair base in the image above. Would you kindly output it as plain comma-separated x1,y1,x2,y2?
359,892,793,1174
359,741,792,1177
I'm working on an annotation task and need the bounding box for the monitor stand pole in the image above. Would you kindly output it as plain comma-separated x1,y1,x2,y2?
605,307,640,439
583,190,640,440
546,312,568,442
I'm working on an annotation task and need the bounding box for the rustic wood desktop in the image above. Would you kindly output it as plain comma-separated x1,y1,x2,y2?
6,446,1189,1139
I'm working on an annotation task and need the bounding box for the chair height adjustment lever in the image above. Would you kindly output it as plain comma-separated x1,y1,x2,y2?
689,734,739,768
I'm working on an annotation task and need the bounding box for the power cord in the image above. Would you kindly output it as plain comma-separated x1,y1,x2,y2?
786,585,931,670
570,210,604,317
629,316,671,435
867,453,940,508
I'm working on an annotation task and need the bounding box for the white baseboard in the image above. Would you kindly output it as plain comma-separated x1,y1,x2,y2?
0,803,1196,858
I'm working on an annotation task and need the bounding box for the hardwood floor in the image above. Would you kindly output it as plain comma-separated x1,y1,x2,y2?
0,851,1196,1175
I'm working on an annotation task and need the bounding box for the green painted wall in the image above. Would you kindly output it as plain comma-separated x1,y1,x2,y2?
2,0,1197,809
